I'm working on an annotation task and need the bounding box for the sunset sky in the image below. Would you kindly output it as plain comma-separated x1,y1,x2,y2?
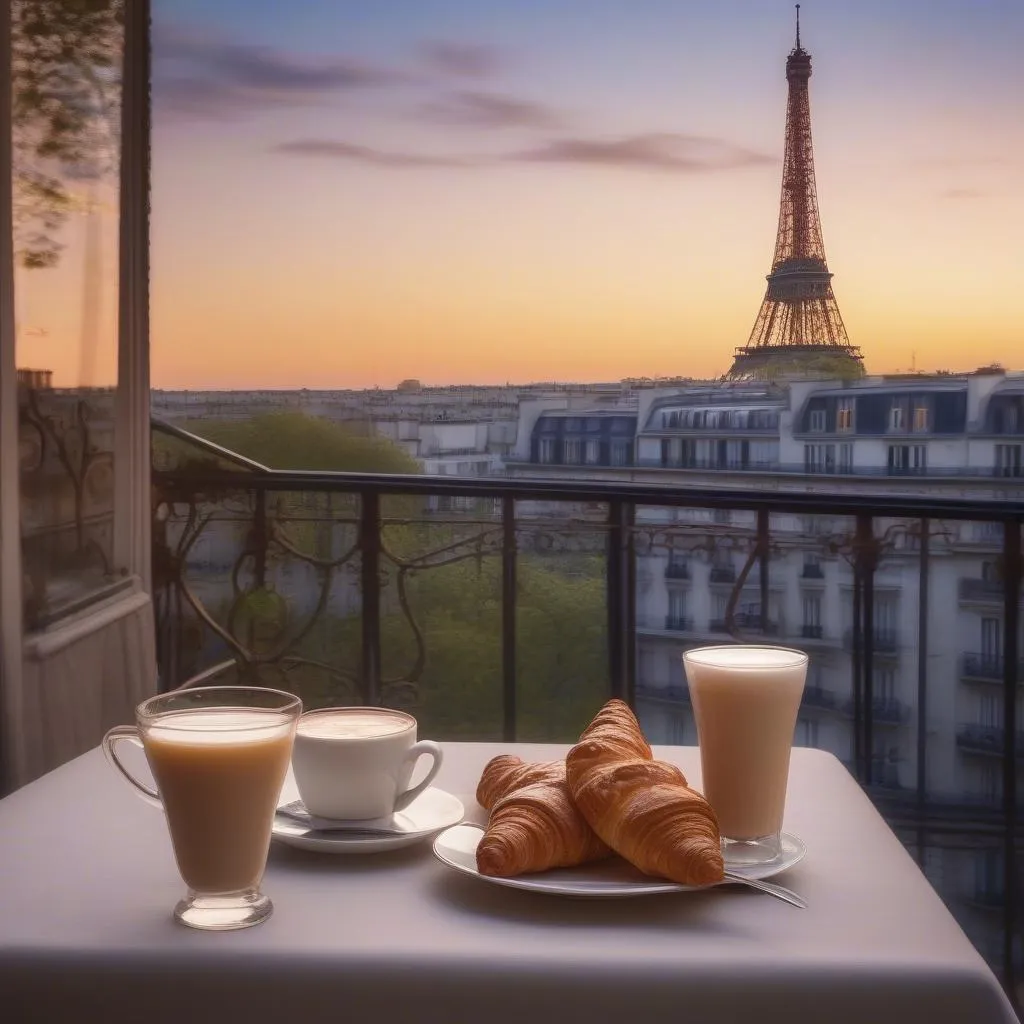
17,0,1024,388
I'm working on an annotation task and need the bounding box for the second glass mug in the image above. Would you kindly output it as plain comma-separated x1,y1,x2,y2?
683,645,808,866
103,686,302,931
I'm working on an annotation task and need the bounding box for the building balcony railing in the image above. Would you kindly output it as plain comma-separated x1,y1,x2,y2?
801,685,838,712
842,697,910,725
843,629,899,654
961,654,1024,684
664,562,691,580
634,681,692,705
801,563,825,580
709,566,737,584
664,614,693,632
151,420,1024,988
954,724,1024,757
707,614,779,636
958,578,1017,604
957,725,1024,758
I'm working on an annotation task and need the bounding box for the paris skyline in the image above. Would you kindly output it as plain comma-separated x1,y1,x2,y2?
17,0,1024,389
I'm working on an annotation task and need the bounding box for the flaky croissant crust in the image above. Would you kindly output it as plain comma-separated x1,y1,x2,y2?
566,699,724,887
475,755,609,877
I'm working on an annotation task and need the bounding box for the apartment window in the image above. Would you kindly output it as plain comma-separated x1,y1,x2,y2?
794,718,819,747
873,668,895,701
887,444,927,474
809,408,826,433
668,590,687,621
713,508,730,524
584,440,601,465
538,438,555,463
912,405,930,432
889,403,905,432
980,765,1002,805
836,398,855,432
802,594,821,628
610,441,630,466
995,444,1023,477
837,443,853,472
804,444,835,473
875,597,898,637
981,617,1001,660
563,439,582,464
980,693,1001,729
981,561,1000,583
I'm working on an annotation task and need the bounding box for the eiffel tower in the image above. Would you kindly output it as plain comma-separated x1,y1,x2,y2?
727,6,863,381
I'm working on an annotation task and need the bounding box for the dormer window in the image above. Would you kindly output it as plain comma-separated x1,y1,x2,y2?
889,403,905,432
836,398,854,432
913,405,930,432
809,409,826,433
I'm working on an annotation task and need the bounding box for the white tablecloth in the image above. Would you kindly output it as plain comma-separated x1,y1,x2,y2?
0,743,1017,1024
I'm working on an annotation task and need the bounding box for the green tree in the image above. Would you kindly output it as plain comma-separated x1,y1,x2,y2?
183,411,422,474
13,0,123,268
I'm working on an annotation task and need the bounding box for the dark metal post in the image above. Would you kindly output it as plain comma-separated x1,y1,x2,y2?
758,509,770,634
916,519,930,868
501,496,517,742
624,503,637,708
1002,519,1021,994
607,501,626,699
851,545,864,779
360,491,381,706
860,516,876,788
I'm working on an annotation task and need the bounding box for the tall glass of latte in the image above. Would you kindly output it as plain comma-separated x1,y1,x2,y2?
683,646,807,866
103,686,302,930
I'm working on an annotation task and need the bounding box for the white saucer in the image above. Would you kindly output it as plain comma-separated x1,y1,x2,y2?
433,824,806,897
272,787,465,855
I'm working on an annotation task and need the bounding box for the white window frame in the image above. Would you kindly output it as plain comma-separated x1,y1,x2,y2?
562,439,581,464
0,0,152,788
889,403,905,432
809,408,826,433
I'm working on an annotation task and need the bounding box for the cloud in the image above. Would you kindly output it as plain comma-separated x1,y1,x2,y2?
154,20,405,120
939,187,987,200
273,139,477,168
418,41,503,79
273,131,774,176
511,133,775,173
417,90,564,130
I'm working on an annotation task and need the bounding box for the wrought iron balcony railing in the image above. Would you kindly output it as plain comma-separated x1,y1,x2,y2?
635,681,691,704
961,654,1024,684
842,696,910,725
151,419,1024,997
801,563,825,579
801,685,837,711
664,562,691,580
957,725,1024,758
959,578,1017,603
843,628,899,653
664,614,693,632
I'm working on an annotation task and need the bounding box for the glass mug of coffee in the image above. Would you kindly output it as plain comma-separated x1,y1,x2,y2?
683,645,808,867
291,707,442,820
102,686,302,930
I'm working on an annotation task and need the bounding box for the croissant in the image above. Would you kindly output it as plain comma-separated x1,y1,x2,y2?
475,755,610,877
565,699,724,887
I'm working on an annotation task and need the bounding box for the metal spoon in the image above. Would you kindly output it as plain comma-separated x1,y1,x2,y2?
720,872,807,909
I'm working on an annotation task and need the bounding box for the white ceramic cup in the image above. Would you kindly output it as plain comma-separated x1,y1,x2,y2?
290,707,443,820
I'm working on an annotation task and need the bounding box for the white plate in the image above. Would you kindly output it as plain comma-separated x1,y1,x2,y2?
433,824,806,897
272,787,465,855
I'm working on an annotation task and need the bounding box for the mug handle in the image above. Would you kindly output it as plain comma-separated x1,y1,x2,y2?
102,725,162,810
393,740,443,812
